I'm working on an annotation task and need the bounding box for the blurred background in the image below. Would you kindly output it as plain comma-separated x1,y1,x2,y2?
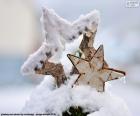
0,0,140,115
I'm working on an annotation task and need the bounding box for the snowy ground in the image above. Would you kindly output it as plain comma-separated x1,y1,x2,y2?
0,82,139,116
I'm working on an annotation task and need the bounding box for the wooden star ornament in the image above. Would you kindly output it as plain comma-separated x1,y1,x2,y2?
67,45,125,92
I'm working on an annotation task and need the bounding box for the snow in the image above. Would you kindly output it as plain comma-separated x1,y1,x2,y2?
21,7,99,75
22,76,131,116
0,87,33,113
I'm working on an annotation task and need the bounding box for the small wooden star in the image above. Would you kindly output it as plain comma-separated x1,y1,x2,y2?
67,45,125,92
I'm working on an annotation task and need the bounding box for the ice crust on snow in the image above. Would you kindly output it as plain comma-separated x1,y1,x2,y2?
22,76,131,116
21,7,100,75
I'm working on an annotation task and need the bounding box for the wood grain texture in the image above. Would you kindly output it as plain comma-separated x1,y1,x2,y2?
35,60,66,87
68,45,125,92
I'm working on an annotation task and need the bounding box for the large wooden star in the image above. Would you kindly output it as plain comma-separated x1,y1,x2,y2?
67,45,125,92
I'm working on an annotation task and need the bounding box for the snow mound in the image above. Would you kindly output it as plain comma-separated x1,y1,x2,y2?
22,76,131,116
